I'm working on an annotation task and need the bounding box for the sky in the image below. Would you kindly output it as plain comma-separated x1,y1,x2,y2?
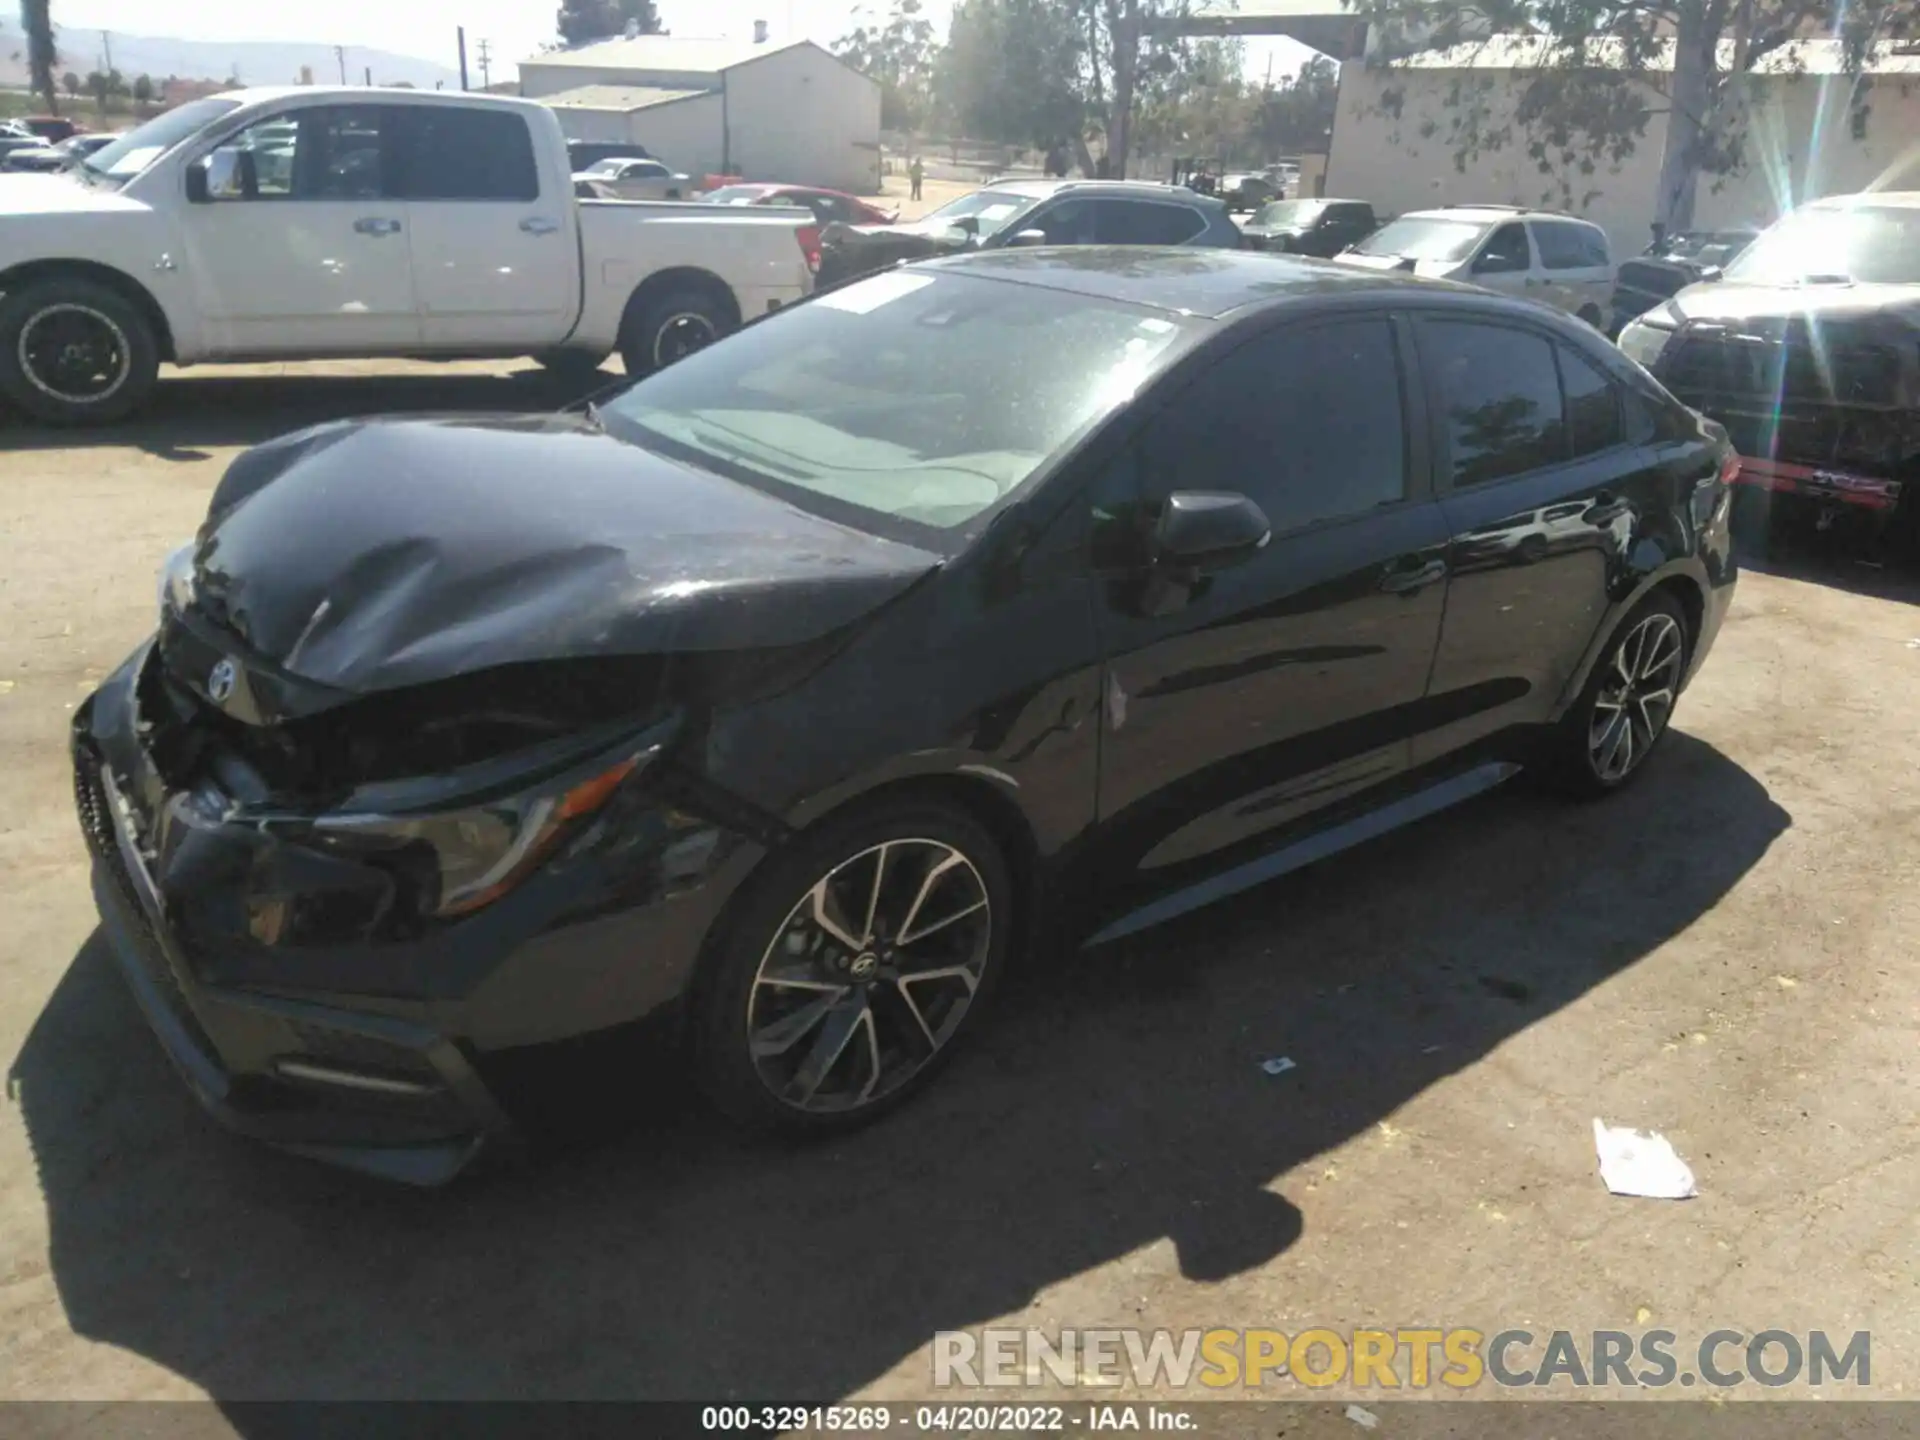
53,0,1312,84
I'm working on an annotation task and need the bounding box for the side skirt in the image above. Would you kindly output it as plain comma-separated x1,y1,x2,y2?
1083,760,1523,947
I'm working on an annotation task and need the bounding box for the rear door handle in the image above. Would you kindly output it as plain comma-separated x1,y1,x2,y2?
353,217,402,236
1380,556,1447,595
520,216,561,235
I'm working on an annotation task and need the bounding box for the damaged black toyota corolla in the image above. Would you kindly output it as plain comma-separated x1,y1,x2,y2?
75,250,1737,1183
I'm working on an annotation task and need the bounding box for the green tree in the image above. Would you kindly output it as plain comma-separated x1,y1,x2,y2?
942,0,1087,160
61,70,79,98
1344,0,1915,231
132,72,153,104
555,0,662,48
22,0,59,114
836,0,940,132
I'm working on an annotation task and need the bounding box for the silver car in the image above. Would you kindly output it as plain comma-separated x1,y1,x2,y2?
572,156,690,201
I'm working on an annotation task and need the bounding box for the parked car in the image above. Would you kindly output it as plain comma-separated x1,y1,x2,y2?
815,178,1241,289
18,114,81,143
1217,172,1280,210
0,88,817,424
1608,228,1759,335
1617,192,1920,547
72,248,1736,1180
1335,205,1616,329
3,132,118,173
704,182,897,227
1239,198,1379,257
566,139,653,171
573,156,691,201
0,130,48,163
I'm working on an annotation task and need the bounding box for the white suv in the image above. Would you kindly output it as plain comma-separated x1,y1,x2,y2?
1333,205,1616,328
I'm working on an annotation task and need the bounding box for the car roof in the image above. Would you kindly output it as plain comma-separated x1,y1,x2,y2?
1399,205,1597,226
983,178,1223,206
912,247,1479,320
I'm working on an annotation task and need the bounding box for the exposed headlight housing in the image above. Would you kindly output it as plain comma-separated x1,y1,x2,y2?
309,744,653,918
1617,306,1681,369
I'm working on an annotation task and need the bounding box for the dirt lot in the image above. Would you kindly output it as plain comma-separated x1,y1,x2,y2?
2,335,1919,1427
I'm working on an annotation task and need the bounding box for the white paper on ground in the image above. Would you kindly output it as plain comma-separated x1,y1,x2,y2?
1593,1117,1698,1199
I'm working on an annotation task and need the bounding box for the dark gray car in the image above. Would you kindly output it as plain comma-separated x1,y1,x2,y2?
816,179,1241,289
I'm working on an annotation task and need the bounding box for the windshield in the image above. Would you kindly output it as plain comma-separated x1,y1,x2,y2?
581,158,626,176
601,270,1191,539
1726,205,1920,286
1351,216,1485,262
83,97,240,182
1251,200,1325,228
918,188,1044,239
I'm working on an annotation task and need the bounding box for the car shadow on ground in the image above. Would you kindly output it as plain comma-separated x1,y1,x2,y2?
10,734,1787,1409
0,368,626,460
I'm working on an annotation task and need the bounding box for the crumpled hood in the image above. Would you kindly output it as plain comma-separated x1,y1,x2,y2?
1663,280,1920,329
817,219,969,284
175,414,941,701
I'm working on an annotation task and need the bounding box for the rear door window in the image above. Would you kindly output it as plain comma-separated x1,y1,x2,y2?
1558,345,1626,457
1095,200,1210,246
1421,318,1569,486
1534,220,1609,270
393,105,539,202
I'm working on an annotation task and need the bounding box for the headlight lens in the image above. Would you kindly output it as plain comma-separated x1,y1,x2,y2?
1617,311,1678,369
313,751,644,917
157,541,195,616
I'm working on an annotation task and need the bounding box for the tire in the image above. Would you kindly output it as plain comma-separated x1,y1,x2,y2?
691,798,1014,1136
532,349,608,384
1543,591,1691,799
0,276,159,425
618,287,733,378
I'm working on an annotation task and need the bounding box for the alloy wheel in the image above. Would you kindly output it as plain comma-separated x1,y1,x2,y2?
1588,612,1684,782
18,302,131,404
747,838,993,1114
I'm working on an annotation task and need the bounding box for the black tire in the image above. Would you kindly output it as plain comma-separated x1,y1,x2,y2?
691,798,1014,1136
1543,591,1691,799
618,287,733,378
532,349,607,383
0,276,159,425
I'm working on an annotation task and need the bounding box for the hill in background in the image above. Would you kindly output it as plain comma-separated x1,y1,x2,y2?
0,24,461,90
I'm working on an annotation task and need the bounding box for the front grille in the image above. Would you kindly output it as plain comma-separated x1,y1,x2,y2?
73,747,222,1067
1664,332,1903,409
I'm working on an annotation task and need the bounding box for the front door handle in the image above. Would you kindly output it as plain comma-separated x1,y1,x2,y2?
353,217,403,236
520,216,561,235
1380,556,1447,595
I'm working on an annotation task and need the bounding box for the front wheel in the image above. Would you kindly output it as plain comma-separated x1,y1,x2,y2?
1544,593,1691,798
618,287,733,378
692,801,1013,1135
0,277,160,425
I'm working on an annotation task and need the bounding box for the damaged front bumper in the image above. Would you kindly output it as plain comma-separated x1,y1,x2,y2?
72,642,763,1184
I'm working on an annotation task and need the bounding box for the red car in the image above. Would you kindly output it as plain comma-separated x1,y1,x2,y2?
703,183,898,228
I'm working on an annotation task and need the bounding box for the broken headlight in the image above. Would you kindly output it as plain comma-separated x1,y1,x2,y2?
310,749,647,918
158,541,196,617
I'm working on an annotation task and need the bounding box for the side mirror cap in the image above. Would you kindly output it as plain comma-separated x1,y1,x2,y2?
189,148,243,202
1155,491,1270,573
1699,263,1724,282
184,155,211,203
1008,228,1050,248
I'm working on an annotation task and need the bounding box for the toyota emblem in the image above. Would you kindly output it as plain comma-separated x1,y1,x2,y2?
206,658,238,704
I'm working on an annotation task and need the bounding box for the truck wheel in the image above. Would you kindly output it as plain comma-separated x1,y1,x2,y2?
619,288,732,378
0,277,160,425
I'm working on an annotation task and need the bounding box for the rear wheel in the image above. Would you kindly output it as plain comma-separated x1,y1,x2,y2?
0,276,159,425
692,800,1013,1135
1544,592,1691,798
618,287,733,378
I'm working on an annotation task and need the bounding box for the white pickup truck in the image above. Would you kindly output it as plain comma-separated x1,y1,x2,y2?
0,87,816,425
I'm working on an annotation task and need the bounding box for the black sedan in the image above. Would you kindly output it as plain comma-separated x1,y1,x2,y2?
1239,198,1379,257
73,249,1738,1182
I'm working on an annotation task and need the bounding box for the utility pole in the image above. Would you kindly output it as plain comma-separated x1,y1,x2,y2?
457,27,470,91
476,38,492,90
102,30,114,76
334,45,347,83
364,66,373,86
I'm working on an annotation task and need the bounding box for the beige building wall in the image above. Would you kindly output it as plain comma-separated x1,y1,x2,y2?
1328,58,1920,256
720,45,882,193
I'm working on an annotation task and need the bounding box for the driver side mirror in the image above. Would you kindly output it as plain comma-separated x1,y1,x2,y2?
1154,491,1271,573
1008,228,1050,248
186,149,243,203
1698,263,1725,283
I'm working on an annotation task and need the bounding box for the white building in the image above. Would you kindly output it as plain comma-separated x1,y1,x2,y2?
1328,37,1920,257
519,35,882,193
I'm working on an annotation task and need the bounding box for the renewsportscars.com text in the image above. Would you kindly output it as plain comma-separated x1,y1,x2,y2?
931,1327,1871,1390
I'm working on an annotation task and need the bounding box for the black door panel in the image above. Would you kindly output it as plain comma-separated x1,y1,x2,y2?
1089,312,1446,906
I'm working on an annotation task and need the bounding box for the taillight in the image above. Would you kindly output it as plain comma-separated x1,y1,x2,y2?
796,224,821,274
1719,450,1741,487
